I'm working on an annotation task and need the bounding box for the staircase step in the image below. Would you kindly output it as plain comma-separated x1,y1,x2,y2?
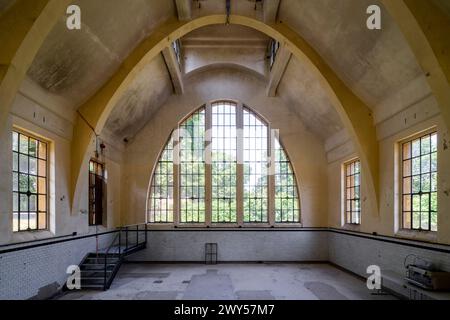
84,258,120,264
89,252,121,257
80,264,117,270
81,271,112,277
80,284,104,290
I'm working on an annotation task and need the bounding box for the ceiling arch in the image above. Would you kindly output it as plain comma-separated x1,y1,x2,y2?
2,3,448,218
68,14,380,219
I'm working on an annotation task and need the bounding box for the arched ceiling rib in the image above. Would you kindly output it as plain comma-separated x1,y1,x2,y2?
104,55,172,141
278,0,432,122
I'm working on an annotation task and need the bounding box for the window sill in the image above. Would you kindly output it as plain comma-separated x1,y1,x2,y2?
11,230,54,243
146,224,303,230
342,223,361,232
395,229,437,243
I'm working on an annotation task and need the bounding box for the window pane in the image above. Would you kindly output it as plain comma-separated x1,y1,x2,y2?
179,109,206,223
19,194,28,212
275,138,300,223
29,139,37,157
13,213,19,232
403,177,411,194
12,132,19,151
29,158,37,175
13,192,18,212
38,141,47,159
431,133,437,152
38,195,46,212
412,139,420,157
243,109,268,223
13,153,18,171
19,134,28,154
149,135,174,223
19,154,28,173
38,159,46,177
12,172,18,192
38,177,46,194
344,159,361,224
29,212,37,230
211,102,237,223
403,211,411,229
421,136,430,155
19,174,28,192
402,142,411,159
412,158,420,175
29,195,37,211
38,212,47,230
29,176,37,193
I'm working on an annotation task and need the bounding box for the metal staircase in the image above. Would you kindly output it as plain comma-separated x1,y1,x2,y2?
78,224,147,290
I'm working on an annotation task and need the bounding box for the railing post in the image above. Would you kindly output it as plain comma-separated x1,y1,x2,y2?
104,249,107,290
118,228,121,256
145,223,148,247
136,225,139,247
125,227,128,251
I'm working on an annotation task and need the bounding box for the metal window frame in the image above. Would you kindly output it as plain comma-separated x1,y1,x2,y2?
12,128,49,233
148,134,175,224
178,107,207,224
242,106,270,224
88,159,105,226
344,158,361,225
273,134,301,224
147,100,302,228
400,129,438,232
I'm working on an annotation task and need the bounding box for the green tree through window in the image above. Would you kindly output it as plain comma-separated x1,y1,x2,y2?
148,101,301,226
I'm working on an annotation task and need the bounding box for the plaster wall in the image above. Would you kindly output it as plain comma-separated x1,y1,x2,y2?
121,68,329,228
0,92,123,245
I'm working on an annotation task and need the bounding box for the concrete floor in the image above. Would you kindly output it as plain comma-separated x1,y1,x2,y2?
59,263,397,300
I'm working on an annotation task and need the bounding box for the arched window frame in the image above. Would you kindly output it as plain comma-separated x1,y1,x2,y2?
147,100,302,228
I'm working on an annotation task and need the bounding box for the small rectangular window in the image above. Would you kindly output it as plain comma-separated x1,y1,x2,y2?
89,160,105,226
401,131,437,232
344,159,361,225
12,130,48,232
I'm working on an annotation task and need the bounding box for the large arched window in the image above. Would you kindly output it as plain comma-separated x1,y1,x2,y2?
148,101,300,226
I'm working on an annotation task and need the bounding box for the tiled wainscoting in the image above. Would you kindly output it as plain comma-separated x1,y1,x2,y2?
0,233,114,300
1,228,450,300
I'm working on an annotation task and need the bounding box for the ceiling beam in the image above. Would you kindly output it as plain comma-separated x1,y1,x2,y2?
162,46,184,95
267,44,291,97
175,0,192,21
382,0,450,131
263,0,281,24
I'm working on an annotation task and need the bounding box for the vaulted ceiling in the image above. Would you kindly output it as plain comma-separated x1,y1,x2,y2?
13,0,436,143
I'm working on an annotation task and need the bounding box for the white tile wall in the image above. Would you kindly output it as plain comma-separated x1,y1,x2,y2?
0,233,113,300
2,229,450,300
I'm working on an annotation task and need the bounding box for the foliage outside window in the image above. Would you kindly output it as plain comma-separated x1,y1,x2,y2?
401,131,438,232
344,159,361,225
12,130,48,232
148,101,301,226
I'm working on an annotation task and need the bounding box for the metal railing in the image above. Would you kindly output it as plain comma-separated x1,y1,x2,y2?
102,223,148,289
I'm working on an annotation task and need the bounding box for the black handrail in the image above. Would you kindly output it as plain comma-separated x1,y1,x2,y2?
103,231,120,289
101,223,148,290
